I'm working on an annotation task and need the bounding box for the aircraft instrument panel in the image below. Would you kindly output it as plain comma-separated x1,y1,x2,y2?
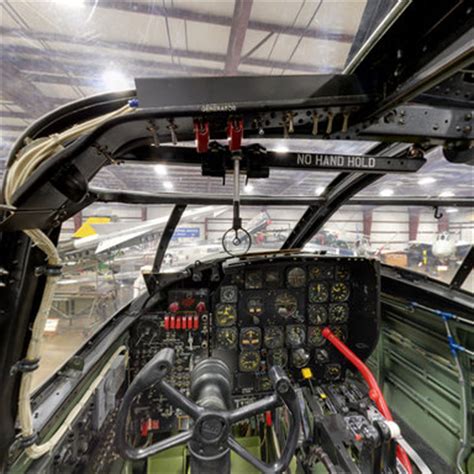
210,256,380,394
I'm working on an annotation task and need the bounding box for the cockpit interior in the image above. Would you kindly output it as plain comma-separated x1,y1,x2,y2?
0,2,472,474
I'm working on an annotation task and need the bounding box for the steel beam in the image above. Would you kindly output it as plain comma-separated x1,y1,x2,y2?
225,0,253,74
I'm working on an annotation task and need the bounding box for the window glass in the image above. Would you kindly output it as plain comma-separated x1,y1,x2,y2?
162,205,308,272
32,203,173,390
306,205,473,285
460,270,473,294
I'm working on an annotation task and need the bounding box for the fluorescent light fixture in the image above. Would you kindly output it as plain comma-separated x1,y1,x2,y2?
163,181,174,190
379,188,394,197
101,69,131,91
154,164,168,176
54,0,85,7
446,208,458,214
315,186,325,196
244,184,254,193
418,176,437,185
274,145,289,154
439,191,454,197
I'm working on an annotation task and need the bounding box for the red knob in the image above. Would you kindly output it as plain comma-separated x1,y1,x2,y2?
169,302,180,313
196,302,207,314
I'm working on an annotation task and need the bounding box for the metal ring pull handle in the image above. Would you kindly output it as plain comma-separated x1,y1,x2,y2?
117,349,302,473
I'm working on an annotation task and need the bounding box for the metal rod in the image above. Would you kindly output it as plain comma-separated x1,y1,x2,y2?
343,0,412,74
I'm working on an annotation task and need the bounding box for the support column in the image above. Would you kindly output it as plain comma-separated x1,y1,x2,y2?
362,208,373,241
73,211,82,232
408,208,420,241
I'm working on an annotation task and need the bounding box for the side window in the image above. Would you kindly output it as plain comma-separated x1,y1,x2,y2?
32,204,173,389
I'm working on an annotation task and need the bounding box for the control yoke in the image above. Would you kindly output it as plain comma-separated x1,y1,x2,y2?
116,348,302,474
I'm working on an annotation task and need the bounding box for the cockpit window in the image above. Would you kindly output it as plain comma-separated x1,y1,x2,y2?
1,0,395,175
311,205,473,285
32,203,174,390
161,204,308,272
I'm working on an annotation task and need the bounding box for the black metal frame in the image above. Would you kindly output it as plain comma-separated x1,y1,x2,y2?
0,2,473,469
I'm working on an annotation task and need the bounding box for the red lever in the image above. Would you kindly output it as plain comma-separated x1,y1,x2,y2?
187,315,193,330
194,120,210,153
193,315,199,330
176,316,182,330
170,316,176,330
227,119,244,151
164,315,170,331
265,410,272,427
322,327,412,474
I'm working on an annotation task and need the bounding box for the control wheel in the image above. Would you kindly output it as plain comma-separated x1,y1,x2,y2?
116,348,302,474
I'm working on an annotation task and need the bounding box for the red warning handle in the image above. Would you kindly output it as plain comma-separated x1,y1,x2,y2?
227,119,244,151
322,327,413,474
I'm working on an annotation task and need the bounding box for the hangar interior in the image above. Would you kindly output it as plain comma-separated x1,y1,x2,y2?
0,2,473,474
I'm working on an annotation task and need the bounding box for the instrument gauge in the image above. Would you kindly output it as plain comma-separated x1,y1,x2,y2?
309,264,334,280
247,297,264,317
220,285,238,303
239,351,261,372
264,270,280,286
330,282,350,302
308,305,328,325
239,327,262,350
264,326,284,349
291,348,310,368
309,282,329,303
216,328,238,349
245,271,263,289
329,303,349,323
267,348,288,368
287,267,306,289
308,326,325,347
336,266,350,280
215,304,237,327
331,326,348,342
274,292,298,318
286,325,306,347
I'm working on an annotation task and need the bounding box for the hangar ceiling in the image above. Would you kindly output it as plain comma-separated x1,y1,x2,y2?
0,1,471,198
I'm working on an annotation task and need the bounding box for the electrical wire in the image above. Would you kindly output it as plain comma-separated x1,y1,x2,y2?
3,102,135,458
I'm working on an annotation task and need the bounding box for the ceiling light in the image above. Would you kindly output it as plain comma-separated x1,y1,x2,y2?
163,181,174,190
418,176,437,185
315,186,325,196
101,70,131,91
379,188,394,197
274,145,289,154
439,191,454,197
446,208,458,214
53,0,85,7
154,164,168,176
244,184,254,193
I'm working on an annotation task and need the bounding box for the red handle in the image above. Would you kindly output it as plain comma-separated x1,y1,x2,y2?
322,327,412,474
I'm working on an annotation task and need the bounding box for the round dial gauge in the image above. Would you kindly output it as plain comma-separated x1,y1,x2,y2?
220,285,238,303
287,267,306,288
240,327,262,350
310,264,334,280
215,304,237,327
308,305,328,325
286,325,306,347
336,266,350,280
265,270,280,286
247,297,264,317
245,271,263,289
314,348,329,364
331,326,347,342
216,327,238,349
291,348,310,368
239,351,261,372
264,326,284,349
309,282,329,303
274,292,298,318
330,282,350,302
135,321,160,345
267,349,288,368
329,303,349,323
308,326,325,347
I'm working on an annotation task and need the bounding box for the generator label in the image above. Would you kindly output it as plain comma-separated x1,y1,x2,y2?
296,154,377,169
